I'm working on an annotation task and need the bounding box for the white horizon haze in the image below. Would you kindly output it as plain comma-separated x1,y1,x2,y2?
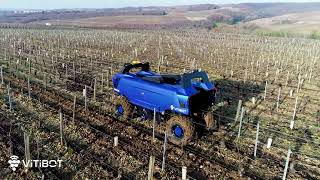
0,0,320,10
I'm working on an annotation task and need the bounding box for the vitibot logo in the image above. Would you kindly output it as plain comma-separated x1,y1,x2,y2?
8,155,21,172
8,155,63,172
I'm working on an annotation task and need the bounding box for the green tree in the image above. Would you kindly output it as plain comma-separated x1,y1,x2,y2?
310,31,320,40
212,22,218,28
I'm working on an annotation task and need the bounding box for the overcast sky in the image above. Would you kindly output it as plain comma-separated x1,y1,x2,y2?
1,0,319,9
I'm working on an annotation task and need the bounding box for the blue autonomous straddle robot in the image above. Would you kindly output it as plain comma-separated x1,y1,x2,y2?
112,62,217,145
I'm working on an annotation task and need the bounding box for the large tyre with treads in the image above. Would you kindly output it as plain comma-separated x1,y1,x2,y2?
166,116,194,146
114,96,133,120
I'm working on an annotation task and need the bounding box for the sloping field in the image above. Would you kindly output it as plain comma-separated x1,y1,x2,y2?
43,15,188,26
246,11,320,33
33,9,234,27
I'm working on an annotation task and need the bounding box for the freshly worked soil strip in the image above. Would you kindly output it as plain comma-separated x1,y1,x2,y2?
4,69,283,179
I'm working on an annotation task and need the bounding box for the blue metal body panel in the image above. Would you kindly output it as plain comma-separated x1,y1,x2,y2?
112,69,214,116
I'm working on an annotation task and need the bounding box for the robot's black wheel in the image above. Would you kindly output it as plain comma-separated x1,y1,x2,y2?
114,96,133,120
166,116,194,146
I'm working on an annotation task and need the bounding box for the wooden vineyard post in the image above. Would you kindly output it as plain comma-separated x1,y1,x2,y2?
9,52,12,68
4,51,7,64
282,149,292,180
7,84,12,111
65,64,68,78
243,69,247,83
238,107,245,138
73,95,76,122
93,78,97,102
101,73,104,93
308,68,313,83
73,62,76,81
266,62,269,78
44,73,47,90
157,47,160,65
285,71,289,88
316,110,320,127
152,108,156,143
106,69,109,89
110,66,113,79
157,57,161,73
290,96,299,129
252,97,256,105
254,121,260,158
114,136,118,147
182,166,187,180
0,65,3,85
55,69,59,82
264,81,268,101
24,132,31,170
28,76,31,98
275,69,279,83
84,86,87,111
90,58,93,71
235,100,242,122
161,132,168,172
267,137,273,148
29,60,31,75
36,135,40,160
297,74,301,95
147,156,155,180
59,110,64,146
289,89,294,97
276,85,282,111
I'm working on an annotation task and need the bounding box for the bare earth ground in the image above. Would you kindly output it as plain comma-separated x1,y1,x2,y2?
33,8,240,27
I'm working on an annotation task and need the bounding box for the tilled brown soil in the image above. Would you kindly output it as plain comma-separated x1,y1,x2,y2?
3,62,319,179
1,64,254,179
